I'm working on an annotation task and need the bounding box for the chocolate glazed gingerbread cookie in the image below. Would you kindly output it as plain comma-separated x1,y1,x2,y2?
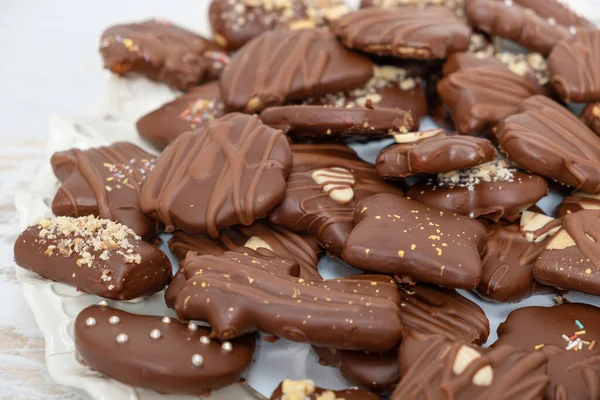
75,305,255,394
140,113,292,236
269,144,403,256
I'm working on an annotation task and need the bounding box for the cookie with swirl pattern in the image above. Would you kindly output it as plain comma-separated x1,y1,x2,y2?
51,142,158,240
330,7,471,60
268,144,403,257
220,28,373,113
139,113,292,237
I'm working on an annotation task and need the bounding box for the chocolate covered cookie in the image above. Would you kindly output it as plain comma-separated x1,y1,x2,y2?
495,303,600,400
173,248,403,352
376,130,497,179
360,0,466,19
465,0,572,56
581,102,600,136
342,193,486,289
393,331,549,400
495,95,600,193
220,28,373,113
548,30,600,103
75,305,255,394
512,0,596,30
136,82,225,150
330,7,471,60
51,142,158,240
407,160,548,222
270,379,378,400
269,144,403,256
209,0,349,51
557,192,600,217
100,20,228,91
140,113,292,236
14,216,171,300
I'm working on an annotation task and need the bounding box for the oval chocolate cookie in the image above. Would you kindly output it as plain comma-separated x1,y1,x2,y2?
220,28,373,113
140,113,292,236
360,0,466,19
14,216,172,300
75,305,255,394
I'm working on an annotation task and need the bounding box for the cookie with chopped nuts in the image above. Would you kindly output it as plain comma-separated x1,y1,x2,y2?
376,130,497,179
100,20,229,91
581,102,600,136
392,331,549,400
270,379,378,400
342,193,486,289
51,142,159,240
330,7,471,60
268,144,403,257
173,247,403,351
13,216,172,300
136,82,225,150
75,305,255,394
406,160,548,222
209,0,349,51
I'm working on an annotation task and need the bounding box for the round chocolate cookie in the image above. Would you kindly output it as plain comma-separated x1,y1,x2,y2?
75,305,255,394
581,101,600,136
136,82,225,150
220,28,374,113
140,113,292,236
330,7,471,60
407,161,548,222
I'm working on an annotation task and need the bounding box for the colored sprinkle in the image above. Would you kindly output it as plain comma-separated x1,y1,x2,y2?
562,334,570,342
576,320,584,329
534,344,544,350
566,341,578,350
575,330,586,335
570,334,578,340
590,340,596,350
582,340,591,345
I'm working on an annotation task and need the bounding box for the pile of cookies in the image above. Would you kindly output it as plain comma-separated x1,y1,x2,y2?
13,0,600,398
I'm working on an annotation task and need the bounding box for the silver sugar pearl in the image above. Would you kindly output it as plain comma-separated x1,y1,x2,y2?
548,17,556,26
116,333,129,344
98,300,109,307
221,341,233,352
85,317,96,327
570,26,578,35
504,0,513,5
191,354,204,367
188,322,198,331
109,316,120,325
162,316,171,323
149,329,162,339
200,336,211,345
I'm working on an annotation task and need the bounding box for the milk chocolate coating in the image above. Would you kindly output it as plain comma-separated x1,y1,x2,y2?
51,142,158,240
548,30,600,103
393,331,549,400
557,192,600,217
173,248,403,352
269,144,403,256
100,20,228,91
360,0,466,19
534,210,600,296
14,216,171,300
512,0,596,30
75,305,255,394
209,0,348,51
581,102,600,136
376,134,497,179
259,105,416,142
407,170,548,222
220,28,373,113
477,222,549,303
465,0,571,56
136,82,225,150
342,193,486,289
495,303,600,400
331,7,471,60
140,113,292,237
270,381,378,400
495,95,600,193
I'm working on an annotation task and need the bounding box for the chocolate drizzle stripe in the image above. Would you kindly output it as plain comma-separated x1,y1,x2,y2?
73,150,113,218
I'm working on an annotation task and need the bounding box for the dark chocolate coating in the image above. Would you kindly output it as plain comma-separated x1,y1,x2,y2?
330,7,472,60
270,380,378,400
342,193,486,289
548,30,600,103
581,102,600,136
100,20,228,91
512,0,596,30
465,0,571,56
173,248,403,352
495,303,600,400
14,216,171,300
534,210,600,296
136,82,225,150
269,144,403,256
220,28,373,113
477,222,549,303
407,170,548,222
393,331,549,400
51,142,158,240
376,133,497,179
75,305,255,394
495,95,600,193
259,105,416,142
556,192,600,218
139,113,292,237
